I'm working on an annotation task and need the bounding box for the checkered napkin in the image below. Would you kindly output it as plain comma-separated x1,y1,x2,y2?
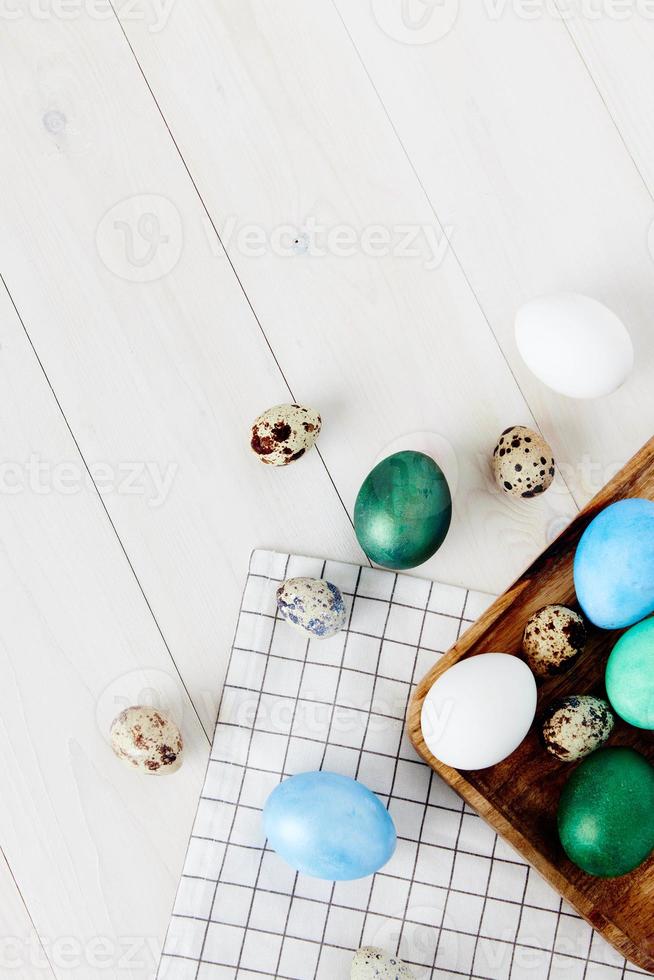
157,551,639,980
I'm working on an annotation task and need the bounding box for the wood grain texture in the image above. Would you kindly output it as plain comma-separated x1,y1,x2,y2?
0,6,362,738
334,3,654,511
107,0,579,597
560,1,654,196
409,436,654,972
0,852,55,979
0,277,210,980
3,1,654,973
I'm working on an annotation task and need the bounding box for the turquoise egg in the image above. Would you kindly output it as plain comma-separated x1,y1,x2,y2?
354,451,452,570
606,618,654,729
262,771,396,880
573,498,654,629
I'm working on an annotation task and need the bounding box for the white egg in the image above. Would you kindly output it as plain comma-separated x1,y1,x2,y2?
515,293,633,399
421,653,537,770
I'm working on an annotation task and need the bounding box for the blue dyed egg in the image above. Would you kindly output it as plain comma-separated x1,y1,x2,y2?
262,771,396,880
573,498,654,629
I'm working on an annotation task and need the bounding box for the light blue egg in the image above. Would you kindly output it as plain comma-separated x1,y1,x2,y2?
262,771,396,880
574,498,654,629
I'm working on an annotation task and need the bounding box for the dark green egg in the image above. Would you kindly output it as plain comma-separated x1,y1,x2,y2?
353,451,452,570
557,747,654,878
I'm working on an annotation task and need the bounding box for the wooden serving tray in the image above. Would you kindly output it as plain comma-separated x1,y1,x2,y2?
408,436,654,972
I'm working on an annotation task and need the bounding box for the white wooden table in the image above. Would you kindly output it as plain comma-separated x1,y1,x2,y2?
0,3,652,977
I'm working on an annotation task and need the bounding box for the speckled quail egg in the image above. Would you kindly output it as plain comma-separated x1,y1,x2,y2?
351,947,415,979
250,403,321,465
277,577,347,638
110,706,183,774
523,604,586,677
492,425,555,498
542,695,615,762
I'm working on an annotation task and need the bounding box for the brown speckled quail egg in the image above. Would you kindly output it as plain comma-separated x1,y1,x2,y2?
351,947,415,979
492,425,555,498
250,403,321,465
523,604,586,678
542,695,615,762
110,705,183,774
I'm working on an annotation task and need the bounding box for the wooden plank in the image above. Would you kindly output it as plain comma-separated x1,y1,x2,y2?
0,280,210,979
408,436,654,972
0,852,56,979
556,2,654,192
0,9,361,736
105,0,578,597
331,2,654,509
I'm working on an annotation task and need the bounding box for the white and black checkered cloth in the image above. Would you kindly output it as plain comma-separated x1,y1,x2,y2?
157,551,643,980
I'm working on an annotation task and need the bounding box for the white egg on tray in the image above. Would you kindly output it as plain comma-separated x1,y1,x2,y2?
515,293,633,399
420,653,537,770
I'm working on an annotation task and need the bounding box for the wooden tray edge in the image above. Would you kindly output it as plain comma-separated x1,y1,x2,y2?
407,436,654,973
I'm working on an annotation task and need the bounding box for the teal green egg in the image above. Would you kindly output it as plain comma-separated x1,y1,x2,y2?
606,618,654,729
353,451,452,570
557,748,654,877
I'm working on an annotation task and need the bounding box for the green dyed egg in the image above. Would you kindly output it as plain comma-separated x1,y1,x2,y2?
605,618,654,729
557,747,654,877
353,451,452,570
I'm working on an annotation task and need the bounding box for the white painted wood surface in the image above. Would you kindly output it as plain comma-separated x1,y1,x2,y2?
0,2,651,977
0,850,55,979
110,0,579,592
